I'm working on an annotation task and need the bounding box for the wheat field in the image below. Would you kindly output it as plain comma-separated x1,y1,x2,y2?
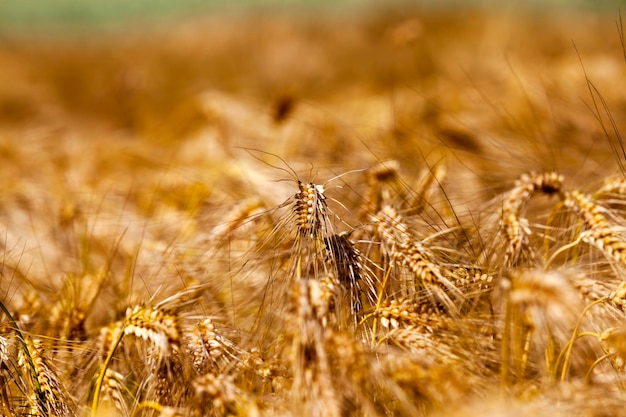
1,4,626,416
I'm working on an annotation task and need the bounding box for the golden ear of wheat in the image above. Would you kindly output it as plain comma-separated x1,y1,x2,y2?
186,318,225,374
21,337,73,417
563,191,626,264
363,160,402,215
323,233,366,327
373,205,461,312
100,369,128,416
192,372,238,415
374,298,445,331
123,305,182,357
609,282,626,311
598,176,626,196
564,190,609,230
294,181,327,238
502,269,584,379
501,172,564,266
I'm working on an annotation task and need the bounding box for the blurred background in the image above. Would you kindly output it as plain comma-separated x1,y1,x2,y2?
0,0,624,183
0,0,622,29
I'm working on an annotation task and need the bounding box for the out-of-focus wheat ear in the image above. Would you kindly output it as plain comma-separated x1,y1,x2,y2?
450,267,494,297
22,337,73,417
406,162,447,217
207,197,265,244
373,205,461,313
132,401,186,417
377,349,466,415
609,281,626,311
563,190,626,265
99,369,129,416
501,269,584,382
372,299,458,363
596,175,626,196
294,181,328,239
192,372,239,416
597,326,626,377
303,273,339,329
563,190,610,230
372,298,446,332
289,279,341,417
501,172,564,267
92,322,124,416
361,160,402,218
123,305,182,359
97,322,124,363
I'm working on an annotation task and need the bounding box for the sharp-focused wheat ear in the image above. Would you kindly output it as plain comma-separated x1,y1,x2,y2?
294,181,328,238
